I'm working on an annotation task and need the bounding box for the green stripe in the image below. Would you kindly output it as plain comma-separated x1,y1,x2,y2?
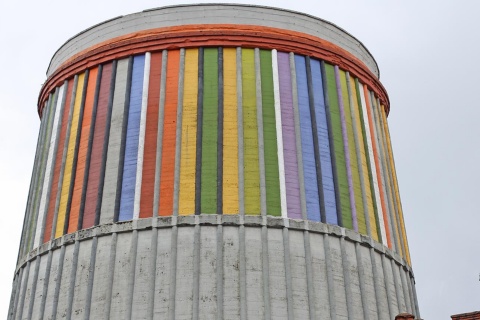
324,64,352,229
340,71,366,233
355,79,382,239
201,48,218,213
242,49,260,215
260,50,281,216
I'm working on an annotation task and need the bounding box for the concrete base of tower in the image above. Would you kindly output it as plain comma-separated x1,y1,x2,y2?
9,215,419,319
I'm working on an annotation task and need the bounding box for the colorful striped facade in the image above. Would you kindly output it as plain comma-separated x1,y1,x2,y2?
20,48,410,261
10,5,420,320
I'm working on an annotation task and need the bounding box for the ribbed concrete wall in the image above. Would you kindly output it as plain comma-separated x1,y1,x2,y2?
9,216,419,320
10,4,420,319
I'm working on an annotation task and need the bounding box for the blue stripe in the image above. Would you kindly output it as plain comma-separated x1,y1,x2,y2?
310,59,337,224
119,55,145,221
295,55,320,221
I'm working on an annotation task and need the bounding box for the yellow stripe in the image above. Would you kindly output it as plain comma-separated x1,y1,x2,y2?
179,49,198,215
55,73,85,238
350,77,378,241
242,48,260,215
222,48,239,214
374,99,403,257
381,107,411,264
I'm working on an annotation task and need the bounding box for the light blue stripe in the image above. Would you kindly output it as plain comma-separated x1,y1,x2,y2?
294,55,320,221
119,55,145,221
310,59,337,224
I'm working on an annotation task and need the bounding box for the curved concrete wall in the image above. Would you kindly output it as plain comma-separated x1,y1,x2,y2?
11,5,419,319
46,4,379,78
10,217,419,320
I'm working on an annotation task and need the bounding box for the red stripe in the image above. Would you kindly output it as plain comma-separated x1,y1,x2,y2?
82,63,113,228
158,50,179,216
68,67,98,233
139,52,163,218
43,79,74,243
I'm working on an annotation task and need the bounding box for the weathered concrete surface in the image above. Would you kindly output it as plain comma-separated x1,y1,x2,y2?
9,216,419,320
46,4,379,78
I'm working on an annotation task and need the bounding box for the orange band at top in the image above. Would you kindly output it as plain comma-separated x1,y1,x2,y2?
38,24,390,116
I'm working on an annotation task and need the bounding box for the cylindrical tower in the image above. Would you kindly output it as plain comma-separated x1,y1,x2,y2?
9,4,420,319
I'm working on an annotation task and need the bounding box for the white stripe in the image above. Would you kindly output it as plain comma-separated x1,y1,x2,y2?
359,84,387,244
133,52,151,219
271,50,287,218
34,84,66,247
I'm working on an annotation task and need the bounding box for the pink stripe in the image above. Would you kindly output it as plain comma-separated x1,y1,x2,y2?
278,52,301,219
83,63,113,228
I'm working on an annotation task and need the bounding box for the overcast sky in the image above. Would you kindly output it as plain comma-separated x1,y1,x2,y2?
1,1,479,318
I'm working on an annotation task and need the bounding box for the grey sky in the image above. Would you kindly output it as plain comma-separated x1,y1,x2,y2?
1,1,478,318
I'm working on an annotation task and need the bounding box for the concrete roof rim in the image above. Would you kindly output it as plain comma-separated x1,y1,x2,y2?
45,15,123,77
144,3,380,76
45,3,380,78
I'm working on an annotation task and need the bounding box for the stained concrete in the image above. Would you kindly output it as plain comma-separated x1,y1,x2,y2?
10,216,419,320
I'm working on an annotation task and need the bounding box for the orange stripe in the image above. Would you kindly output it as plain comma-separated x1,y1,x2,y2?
139,52,163,218
38,24,389,116
43,79,74,243
158,50,180,216
363,84,391,248
67,67,98,233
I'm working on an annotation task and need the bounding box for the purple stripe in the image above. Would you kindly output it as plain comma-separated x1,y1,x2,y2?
334,66,358,231
278,52,301,219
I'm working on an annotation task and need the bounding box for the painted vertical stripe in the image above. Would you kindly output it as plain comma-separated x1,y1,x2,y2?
179,48,198,215
119,55,146,221
63,70,90,235
159,50,180,216
335,67,357,231
277,51,301,219
343,72,366,234
373,96,400,254
195,48,204,215
27,93,56,250
82,63,114,228
305,56,326,223
153,51,168,217
100,58,130,224
93,61,116,226
201,48,219,213
133,53,151,219
34,83,66,247
18,100,47,256
295,55,320,222
55,72,86,238
68,67,99,233
77,67,103,231
271,49,287,218
217,48,224,215
242,48,260,215
323,63,352,228
223,48,239,214
44,80,74,243
380,108,411,264
289,53,308,221
361,84,389,246
140,52,162,218
237,48,245,216
260,50,280,216
254,48,267,217
358,82,383,241
311,59,338,224
349,75,378,240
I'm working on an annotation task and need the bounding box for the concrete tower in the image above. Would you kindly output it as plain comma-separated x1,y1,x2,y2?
9,4,420,319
